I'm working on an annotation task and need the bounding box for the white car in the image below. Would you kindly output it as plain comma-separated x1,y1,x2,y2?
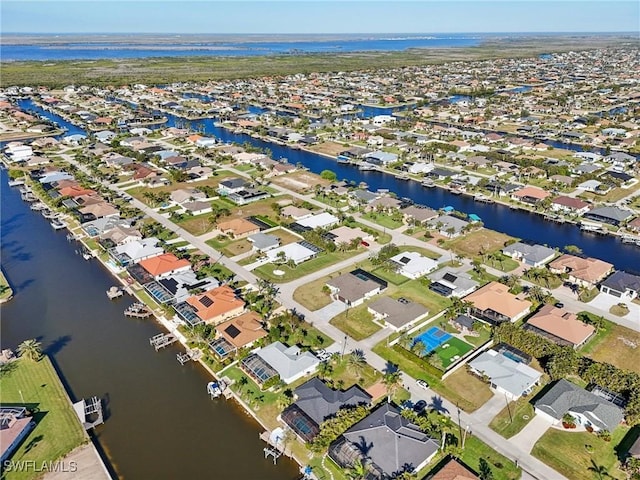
416,379,429,390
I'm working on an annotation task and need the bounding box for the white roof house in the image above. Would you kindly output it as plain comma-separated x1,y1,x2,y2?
296,212,340,230
256,342,319,384
389,251,439,279
111,237,164,265
469,350,542,400
266,242,319,265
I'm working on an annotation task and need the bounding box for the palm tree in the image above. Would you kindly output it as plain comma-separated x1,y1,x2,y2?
346,458,367,480
382,371,402,402
528,285,547,303
348,350,367,376
588,461,611,480
397,332,412,350
17,339,43,362
411,340,426,358
238,375,249,393
318,361,333,381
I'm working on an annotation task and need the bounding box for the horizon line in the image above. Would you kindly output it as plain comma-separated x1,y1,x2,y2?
3,30,638,35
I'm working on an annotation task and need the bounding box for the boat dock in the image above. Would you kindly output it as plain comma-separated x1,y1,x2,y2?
106,286,124,299
544,214,566,223
474,194,495,204
73,396,104,430
149,333,177,350
177,348,202,365
621,235,640,246
124,302,153,318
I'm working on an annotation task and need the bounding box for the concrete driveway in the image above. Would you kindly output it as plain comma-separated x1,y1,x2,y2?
510,414,552,453
588,292,640,324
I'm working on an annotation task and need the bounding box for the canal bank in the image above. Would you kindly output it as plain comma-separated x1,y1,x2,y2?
0,168,299,479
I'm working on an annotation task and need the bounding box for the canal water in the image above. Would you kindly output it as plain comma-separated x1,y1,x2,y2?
0,168,298,479
17,98,640,270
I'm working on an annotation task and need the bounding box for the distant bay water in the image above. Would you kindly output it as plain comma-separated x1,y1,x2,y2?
1,34,482,61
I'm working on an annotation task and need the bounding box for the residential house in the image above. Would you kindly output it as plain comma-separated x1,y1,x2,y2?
551,196,591,215
211,311,268,359
583,206,634,226
242,341,319,385
369,196,402,212
217,218,260,238
148,270,218,305
281,205,312,220
138,253,192,279
186,285,245,325
468,349,542,400
248,232,281,252
427,268,479,298
227,187,269,205
364,151,398,166
329,403,440,479
502,242,557,267
265,242,320,265
464,282,532,324
294,212,340,231
0,407,35,463
599,271,640,300
281,378,371,442
524,304,595,348
218,177,249,196
548,254,614,288
534,379,624,432
401,205,439,225
170,188,206,205
326,226,372,246
389,251,438,279
182,201,212,216
511,186,551,204
367,296,428,330
99,225,142,247
109,237,164,266
427,215,469,238
426,458,479,480
628,436,640,459
326,269,388,307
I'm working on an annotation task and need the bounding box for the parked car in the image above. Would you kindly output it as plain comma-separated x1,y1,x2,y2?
416,379,429,390
413,400,427,414
554,302,564,309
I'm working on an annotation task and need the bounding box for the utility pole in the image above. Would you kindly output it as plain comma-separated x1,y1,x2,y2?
505,392,513,423
456,402,463,447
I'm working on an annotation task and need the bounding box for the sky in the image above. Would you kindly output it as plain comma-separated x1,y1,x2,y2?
1,1,638,34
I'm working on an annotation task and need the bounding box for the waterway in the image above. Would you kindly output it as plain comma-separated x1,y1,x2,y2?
0,168,299,478
17,98,640,270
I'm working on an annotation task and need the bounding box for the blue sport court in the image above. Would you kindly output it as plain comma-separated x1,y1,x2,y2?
413,327,452,354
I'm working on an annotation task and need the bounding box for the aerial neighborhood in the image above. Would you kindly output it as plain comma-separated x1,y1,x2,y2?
2,44,640,480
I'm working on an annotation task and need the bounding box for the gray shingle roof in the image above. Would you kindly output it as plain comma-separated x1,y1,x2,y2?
502,242,556,265
534,379,624,431
601,271,640,294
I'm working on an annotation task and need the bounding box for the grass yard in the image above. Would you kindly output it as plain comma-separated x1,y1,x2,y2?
361,211,404,230
532,426,628,480
371,266,410,285
313,194,349,209
253,250,357,283
293,277,334,311
433,337,474,368
581,320,640,374
327,355,383,389
445,229,515,259
389,279,452,314
489,397,536,439
460,436,521,480
329,304,382,341
0,357,87,480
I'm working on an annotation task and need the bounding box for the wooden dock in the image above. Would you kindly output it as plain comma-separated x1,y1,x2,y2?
124,302,153,318
177,349,202,365
73,396,104,430
150,333,177,351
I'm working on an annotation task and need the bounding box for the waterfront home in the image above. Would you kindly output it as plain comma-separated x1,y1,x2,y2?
599,271,640,301
426,458,479,480
147,270,219,305
138,253,192,279
265,242,320,265
38,171,74,184
109,237,164,266
368,196,403,213
349,189,379,206
426,167,457,180
583,206,634,226
389,251,438,279
294,212,340,231
367,296,428,330
511,186,551,205
186,285,245,325
210,311,267,359
99,225,143,247
329,403,440,479
326,225,372,247
243,341,319,385
401,205,439,226
281,378,371,442
534,379,623,432
363,151,398,166
502,242,557,268
248,232,280,252
81,216,132,238
427,267,479,298
0,407,35,463
77,202,120,222
464,281,532,324
217,218,260,238
551,196,591,215
218,177,249,196
548,254,614,288
524,304,595,349
468,349,542,401
326,269,388,307
427,215,469,238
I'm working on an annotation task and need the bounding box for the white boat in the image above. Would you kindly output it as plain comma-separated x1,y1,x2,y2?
207,380,226,399
8,178,25,187
50,219,67,230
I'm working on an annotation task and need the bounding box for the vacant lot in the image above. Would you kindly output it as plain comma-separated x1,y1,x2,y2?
125,170,236,204
0,357,87,480
253,250,358,283
532,427,628,480
489,396,536,439
270,171,330,194
582,321,640,374
445,229,515,258
329,304,382,341
307,141,347,157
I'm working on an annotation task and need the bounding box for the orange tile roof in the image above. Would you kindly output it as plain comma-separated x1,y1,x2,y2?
512,186,551,200
430,459,479,480
187,285,245,323
139,253,191,277
58,185,96,197
464,282,531,320
527,304,595,346
548,254,613,283
215,311,267,348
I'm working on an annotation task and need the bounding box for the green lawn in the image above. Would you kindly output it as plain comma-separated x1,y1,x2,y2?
253,250,357,283
581,316,640,374
433,337,474,368
371,266,410,285
329,304,382,341
460,436,521,480
532,426,628,480
0,357,87,480
292,277,334,311
326,355,382,390
489,397,535,439
361,211,404,230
